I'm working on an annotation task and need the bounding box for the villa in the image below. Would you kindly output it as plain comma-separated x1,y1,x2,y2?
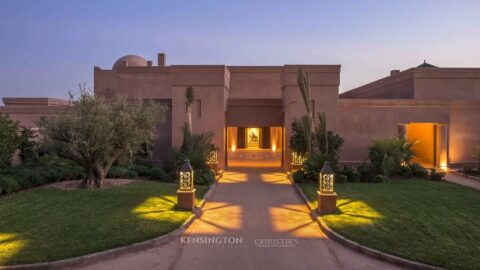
1,53,479,170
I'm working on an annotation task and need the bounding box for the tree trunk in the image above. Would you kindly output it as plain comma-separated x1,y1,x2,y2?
186,106,192,133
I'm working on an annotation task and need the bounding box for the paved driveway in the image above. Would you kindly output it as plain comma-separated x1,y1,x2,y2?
79,167,403,270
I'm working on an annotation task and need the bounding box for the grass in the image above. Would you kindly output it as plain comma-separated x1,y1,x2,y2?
0,181,208,265
299,179,480,270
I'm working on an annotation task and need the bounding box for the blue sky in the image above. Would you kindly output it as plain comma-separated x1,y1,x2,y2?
1,0,479,102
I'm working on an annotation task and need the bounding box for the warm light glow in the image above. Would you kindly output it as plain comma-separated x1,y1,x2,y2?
207,150,218,164
0,233,28,265
231,145,236,152
179,171,194,191
187,202,243,235
269,205,326,238
440,162,448,172
272,143,276,152
132,196,188,221
292,151,306,165
247,127,260,148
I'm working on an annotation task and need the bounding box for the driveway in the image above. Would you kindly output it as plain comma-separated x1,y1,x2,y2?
79,167,403,270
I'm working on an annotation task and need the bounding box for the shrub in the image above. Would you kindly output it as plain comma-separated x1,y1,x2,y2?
0,114,19,168
195,170,215,186
367,137,415,175
336,174,348,183
399,165,413,178
373,175,386,183
428,169,446,181
381,154,395,181
409,162,428,178
148,167,170,182
107,166,138,179
303,154,330,182
131,164,150,177
338,165,361,182
292,170,305,183
0,176,21,194
357,163,376,182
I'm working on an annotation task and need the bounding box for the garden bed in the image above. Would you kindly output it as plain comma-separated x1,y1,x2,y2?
299,180,480,270
0,181,207,266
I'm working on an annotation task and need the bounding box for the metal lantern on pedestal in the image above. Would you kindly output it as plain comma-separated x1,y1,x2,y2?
179,160,194,191
206,150,219,173
319,161,334,193
317,161,337,214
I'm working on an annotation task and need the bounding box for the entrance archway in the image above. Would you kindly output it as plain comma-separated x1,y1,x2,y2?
226,126,283,167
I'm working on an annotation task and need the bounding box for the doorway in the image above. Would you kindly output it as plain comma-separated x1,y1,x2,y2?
401,123,448,168
226,126,282,167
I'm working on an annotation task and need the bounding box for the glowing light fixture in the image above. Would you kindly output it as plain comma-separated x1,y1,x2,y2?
439,162,448,172
319,162,335,194
179,160,194,191
207,150,218,164
292,151,306,165
272,143,276,152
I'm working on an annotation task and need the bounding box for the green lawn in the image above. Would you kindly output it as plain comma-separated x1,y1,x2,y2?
299,180,480,270
0,181,208,265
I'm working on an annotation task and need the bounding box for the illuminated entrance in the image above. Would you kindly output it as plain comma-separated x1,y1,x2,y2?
400,123,448,169
226,127,283,167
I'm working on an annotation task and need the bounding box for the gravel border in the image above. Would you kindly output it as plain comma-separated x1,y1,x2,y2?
0,178,220,270
290,178,444,270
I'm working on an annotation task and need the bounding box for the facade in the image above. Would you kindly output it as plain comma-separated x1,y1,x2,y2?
1,54,479,170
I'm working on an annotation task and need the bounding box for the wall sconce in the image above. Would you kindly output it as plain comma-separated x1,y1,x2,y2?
272,143,276,152
317,161,337,214
177,160,196,210
231,145,236,152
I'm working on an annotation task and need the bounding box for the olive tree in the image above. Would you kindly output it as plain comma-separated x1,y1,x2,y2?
0,113,19,167
38,90,167,188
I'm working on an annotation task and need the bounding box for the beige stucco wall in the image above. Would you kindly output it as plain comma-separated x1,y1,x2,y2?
338,99,480,165
282,65,340,170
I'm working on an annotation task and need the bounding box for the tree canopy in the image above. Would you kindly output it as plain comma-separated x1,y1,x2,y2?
38,90,168,188
0,113,19,168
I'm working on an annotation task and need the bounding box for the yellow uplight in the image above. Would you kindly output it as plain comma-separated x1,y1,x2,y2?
440,162,448,172
231,145,236,152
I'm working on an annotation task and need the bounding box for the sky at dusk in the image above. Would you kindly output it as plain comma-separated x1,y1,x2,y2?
1,0,479,103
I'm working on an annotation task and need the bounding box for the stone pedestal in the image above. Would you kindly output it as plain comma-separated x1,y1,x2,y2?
177,189,196,211
317,191,337,214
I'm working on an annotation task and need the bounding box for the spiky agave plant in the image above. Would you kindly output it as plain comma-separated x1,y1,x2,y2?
185,86,195,133
297,68,314,156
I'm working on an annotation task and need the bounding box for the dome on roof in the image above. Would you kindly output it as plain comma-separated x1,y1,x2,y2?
417,60,438,68
113,55,147,69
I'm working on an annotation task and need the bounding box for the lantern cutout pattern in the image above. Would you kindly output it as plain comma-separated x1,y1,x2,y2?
179,160,194,191
292,151,306,165
207,150,218,164
319,161,334,193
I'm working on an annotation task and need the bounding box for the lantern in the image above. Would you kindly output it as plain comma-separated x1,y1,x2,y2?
179,160,194,191
207,150,218,164
319,161,334,194
292,151,306,165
